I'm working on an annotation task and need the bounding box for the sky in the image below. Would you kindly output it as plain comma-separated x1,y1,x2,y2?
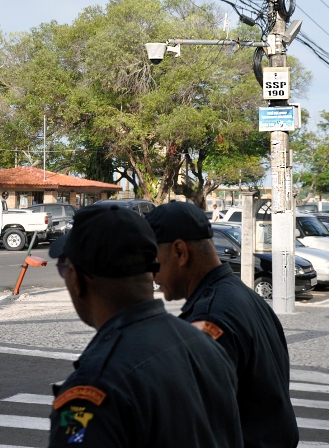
0,0,327,131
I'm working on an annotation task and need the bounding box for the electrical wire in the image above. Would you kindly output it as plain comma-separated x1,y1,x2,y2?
253,46,268,86
296,4,329,39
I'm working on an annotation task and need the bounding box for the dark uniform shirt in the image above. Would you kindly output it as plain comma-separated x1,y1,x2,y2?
180,263,299,448
49,299,243,447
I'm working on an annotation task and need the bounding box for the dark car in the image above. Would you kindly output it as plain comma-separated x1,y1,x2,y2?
302,211,329,231
212,224,317,300
94,199,156,217
27,203,76,241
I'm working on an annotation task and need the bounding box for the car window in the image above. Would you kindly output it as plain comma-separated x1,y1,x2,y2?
132,204,139,212
297,216,329,236
295,239,304,247
140,203,150,213
213,233,236,253
221,228,242,244
31,206,41,213
227,212,242,222
64,206,75,217
45,205,63,218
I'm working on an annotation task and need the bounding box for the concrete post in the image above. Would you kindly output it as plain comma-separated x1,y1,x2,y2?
268,8,295,314
241,192,257,288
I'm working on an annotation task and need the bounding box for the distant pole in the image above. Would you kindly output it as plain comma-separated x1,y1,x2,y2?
267,4,294,313
43,115,46,181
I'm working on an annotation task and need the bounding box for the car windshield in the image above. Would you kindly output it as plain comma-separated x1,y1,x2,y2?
295,239,304,247
297,216,329,237
219,227,242,244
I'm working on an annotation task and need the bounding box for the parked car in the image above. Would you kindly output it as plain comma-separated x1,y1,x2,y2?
27,203,76,241
223,207,329,252
7,208,50,247
296,204,319,213
300,211,329,231
295,238,329,286
295,211,329,251
212,224,317,300
204,210,226,222
94,199,156,217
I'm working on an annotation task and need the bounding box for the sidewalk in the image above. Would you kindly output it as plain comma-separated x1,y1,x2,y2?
0,287,328,372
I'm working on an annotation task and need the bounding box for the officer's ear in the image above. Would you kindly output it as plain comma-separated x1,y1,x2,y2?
68,265,89,300
76,272,88,298
171,239,189,267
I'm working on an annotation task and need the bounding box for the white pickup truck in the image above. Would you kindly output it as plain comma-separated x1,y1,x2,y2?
0,199,51,251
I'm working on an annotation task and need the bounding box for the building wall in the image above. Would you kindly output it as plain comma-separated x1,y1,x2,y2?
43,191,57,203
69,192,76,207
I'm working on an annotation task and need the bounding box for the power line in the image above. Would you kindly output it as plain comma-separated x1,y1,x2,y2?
296,4,329,39
320,0,329,9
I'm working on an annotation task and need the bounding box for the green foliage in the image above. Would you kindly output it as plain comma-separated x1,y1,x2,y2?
0,0,315,206
291,111,329,202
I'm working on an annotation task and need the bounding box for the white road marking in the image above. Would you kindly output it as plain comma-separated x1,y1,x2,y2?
298,443,329,447
292,398,329,409
0,445,38,448
290,382,329,393
297,418,329,430
0,415,49,430
291,370,329,385
1,394,53,405
0,346,79,361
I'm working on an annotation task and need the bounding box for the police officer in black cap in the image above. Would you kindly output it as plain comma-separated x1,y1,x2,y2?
146,201,299,448
48,204,243,448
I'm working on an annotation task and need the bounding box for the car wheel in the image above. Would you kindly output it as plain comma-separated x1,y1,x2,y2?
3,229,26,251
254,276,273,300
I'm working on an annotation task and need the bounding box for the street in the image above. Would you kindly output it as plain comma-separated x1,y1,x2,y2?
0,243,64,293
0,246,329,446
1,243,329,303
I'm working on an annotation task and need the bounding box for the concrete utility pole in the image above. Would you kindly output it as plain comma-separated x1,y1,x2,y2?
267,4,294,313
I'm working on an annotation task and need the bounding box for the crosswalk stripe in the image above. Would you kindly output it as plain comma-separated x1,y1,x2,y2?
0,346,79,361
0,415,49,430
0,445,37,448
291,370,329,385
297,418,329,431
292,398,329,409
1,394,53,405
298,443,329,447
290,382,329,393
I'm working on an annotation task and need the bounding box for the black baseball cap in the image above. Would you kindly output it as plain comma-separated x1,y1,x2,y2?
145,201,213,244
49,205,159,278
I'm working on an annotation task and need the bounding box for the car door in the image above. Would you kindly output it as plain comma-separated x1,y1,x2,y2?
212,231,241,276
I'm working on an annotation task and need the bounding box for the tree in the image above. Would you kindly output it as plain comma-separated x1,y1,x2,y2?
0,0,313,208
291,111,329,203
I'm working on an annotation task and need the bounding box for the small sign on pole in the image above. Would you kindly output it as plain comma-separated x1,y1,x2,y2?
259,106,295,132
263,67,290,100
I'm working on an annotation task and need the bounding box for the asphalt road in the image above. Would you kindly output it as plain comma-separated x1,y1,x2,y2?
0,354,73,447
1,243,329,304
0,242,64,293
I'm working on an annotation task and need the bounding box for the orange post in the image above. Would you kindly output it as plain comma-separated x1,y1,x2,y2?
13,255,48,295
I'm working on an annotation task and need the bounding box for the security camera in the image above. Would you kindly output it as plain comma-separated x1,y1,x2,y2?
282,20,302,45
145,43,167,65
145,42,180,64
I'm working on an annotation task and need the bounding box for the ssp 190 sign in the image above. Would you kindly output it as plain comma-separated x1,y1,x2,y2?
263,67,290,100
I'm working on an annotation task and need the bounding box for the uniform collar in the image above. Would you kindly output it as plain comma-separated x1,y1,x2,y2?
96,299,166,335
75,299,166,369
181,263,233,314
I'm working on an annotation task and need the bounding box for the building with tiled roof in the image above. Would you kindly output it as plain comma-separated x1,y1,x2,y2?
0,167,122,208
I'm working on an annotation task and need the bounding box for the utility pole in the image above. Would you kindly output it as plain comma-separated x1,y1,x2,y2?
266,3,294,313
146,4,301,314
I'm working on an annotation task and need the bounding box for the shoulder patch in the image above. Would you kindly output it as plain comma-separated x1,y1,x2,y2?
54,386,106,410
191,321,224,340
